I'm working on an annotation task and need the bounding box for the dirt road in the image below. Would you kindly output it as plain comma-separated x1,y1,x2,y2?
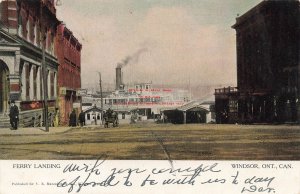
0,123,299,160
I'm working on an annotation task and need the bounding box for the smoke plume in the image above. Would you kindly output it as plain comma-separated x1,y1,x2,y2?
117,48,148,68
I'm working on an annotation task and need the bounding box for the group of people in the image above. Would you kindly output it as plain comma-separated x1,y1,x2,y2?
8,104,85,129
7,103,115,129
69,110,85,127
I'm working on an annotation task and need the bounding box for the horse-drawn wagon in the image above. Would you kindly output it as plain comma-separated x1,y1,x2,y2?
103,109,118,128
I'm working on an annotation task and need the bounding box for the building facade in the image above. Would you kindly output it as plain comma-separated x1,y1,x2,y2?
0,0,60,127
55,24,82,126
82,105,102,126
162,100,215,124
215,1,300,124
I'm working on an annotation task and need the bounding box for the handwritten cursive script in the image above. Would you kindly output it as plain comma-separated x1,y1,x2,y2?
57,157,276,193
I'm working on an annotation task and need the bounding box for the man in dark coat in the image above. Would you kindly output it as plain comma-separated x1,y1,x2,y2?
9,101,19,130
69,110,77,127
78,110,85,127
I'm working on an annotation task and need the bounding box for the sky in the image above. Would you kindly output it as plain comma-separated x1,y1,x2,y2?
56,0,262,89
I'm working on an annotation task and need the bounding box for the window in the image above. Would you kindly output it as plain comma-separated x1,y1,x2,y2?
47,31,52,52
46,70,49,98
19,10,27,38
25,65,30,99
33,67,37,98
87,114,90,120
46,29,51,52
29,17,34,43
39,68,42,99
18,14,22,35
50,72,54,97
26,18,29,40
97,115,100,120
35,20,40,47
229,100,238,113
53,72,56,97
43,29,47,49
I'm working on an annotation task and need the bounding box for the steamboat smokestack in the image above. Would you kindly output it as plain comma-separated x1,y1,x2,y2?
116,66,122,90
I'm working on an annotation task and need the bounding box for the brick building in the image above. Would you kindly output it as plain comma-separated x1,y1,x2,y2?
0,0,60,127
55,24,82,125
215,0,300,124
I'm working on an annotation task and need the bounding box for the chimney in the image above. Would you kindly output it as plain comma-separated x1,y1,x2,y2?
116,67,122,90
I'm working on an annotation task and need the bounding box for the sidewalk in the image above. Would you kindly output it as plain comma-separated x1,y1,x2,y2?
0,126,72,135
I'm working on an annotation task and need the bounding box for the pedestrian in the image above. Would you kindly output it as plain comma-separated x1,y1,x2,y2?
54,108,60,127
9,100,19,130
78,110,85,127
197,112,202,123
69,110,77,127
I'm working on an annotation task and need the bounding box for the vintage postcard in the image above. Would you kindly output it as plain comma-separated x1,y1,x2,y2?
0,0,299,193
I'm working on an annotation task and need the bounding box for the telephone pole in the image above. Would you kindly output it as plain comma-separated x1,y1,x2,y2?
98,72,103,124
40,2,49,132
40,0,62,132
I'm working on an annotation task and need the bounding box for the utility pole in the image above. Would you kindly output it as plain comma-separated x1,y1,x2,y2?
189,76,192,102
40,0,62,131
40,1,49,132
98,72,103,124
